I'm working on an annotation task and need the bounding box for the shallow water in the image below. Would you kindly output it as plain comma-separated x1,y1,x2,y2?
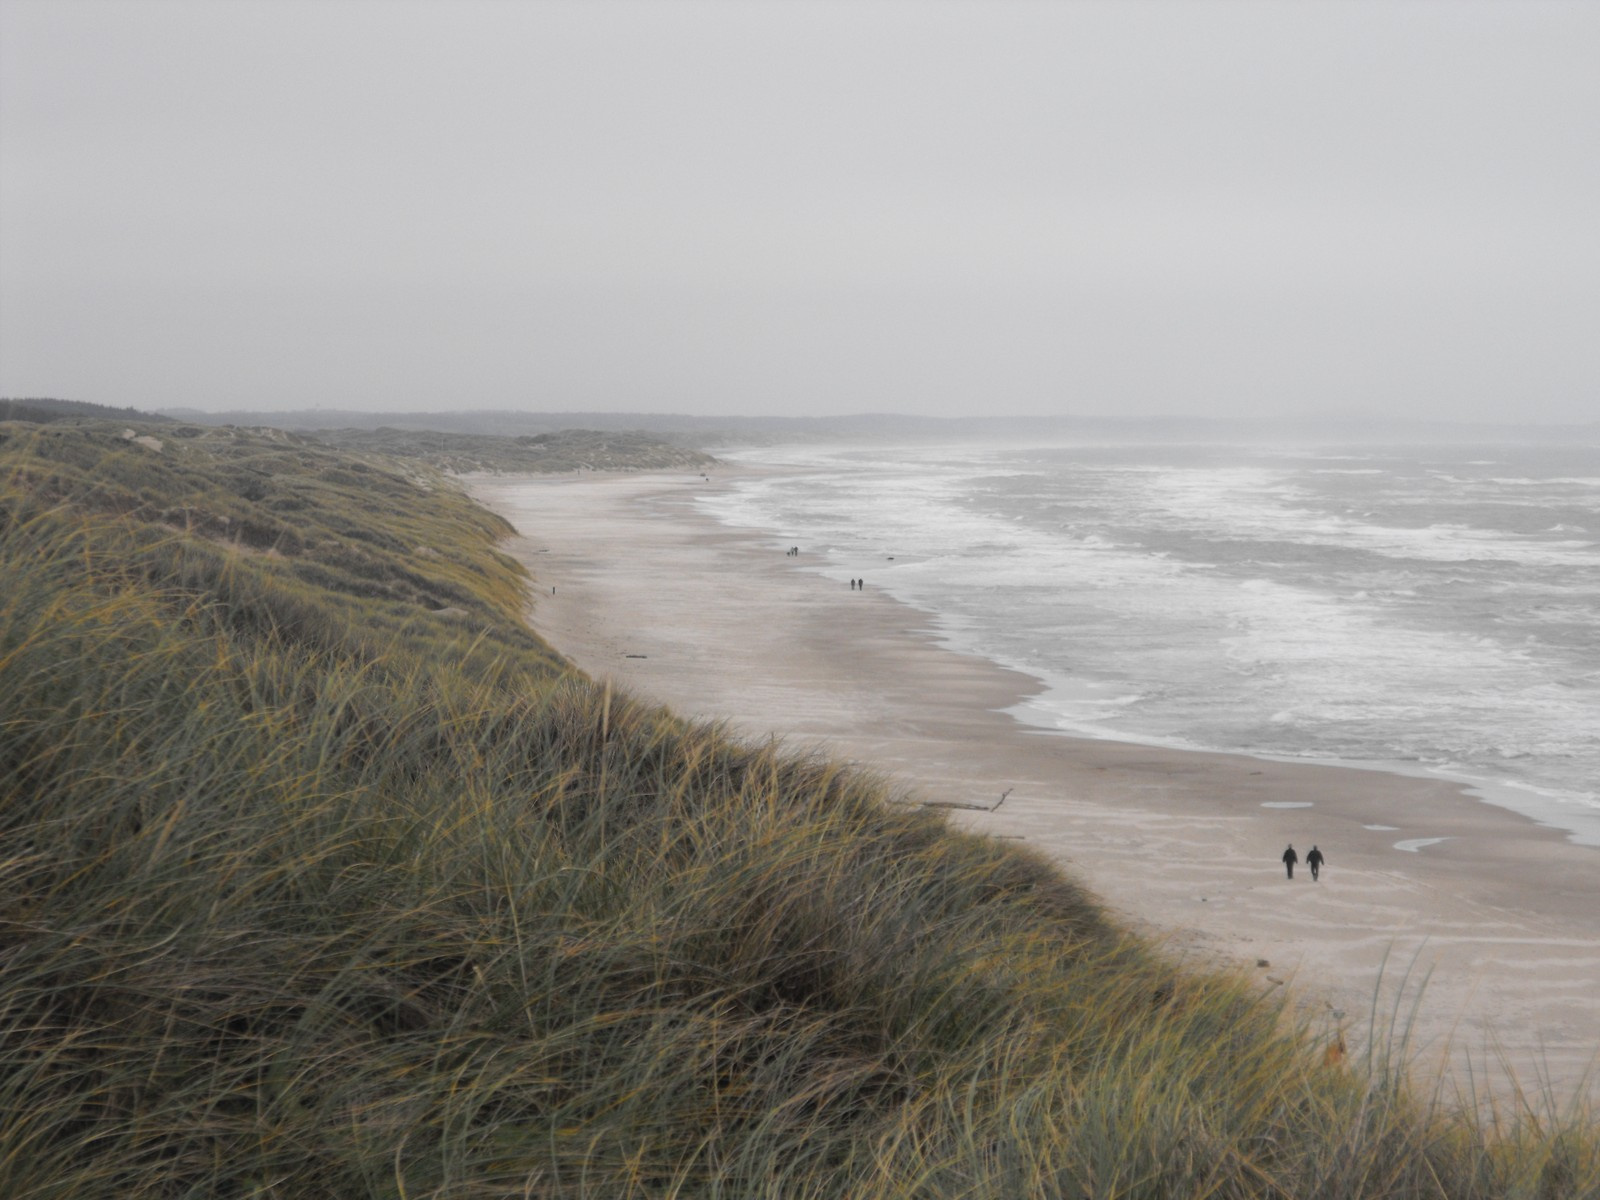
699,439,1600,845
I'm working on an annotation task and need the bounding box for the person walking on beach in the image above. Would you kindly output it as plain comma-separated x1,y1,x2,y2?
1306,845,1324,881
1282,843,1298,879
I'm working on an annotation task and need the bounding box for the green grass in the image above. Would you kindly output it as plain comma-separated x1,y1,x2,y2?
2,420,1596,1197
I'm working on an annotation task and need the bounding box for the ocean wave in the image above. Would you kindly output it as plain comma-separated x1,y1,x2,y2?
708,440,1600,844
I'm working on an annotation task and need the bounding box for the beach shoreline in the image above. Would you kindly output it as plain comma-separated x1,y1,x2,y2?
466,466,1600,1102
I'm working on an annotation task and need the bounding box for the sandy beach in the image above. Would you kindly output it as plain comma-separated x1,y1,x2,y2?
467,467,1600,1104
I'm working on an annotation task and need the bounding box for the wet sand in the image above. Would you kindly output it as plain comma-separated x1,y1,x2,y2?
466,467,1600,1103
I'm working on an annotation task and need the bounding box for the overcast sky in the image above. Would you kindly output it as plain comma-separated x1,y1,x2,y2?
2,0,1596,423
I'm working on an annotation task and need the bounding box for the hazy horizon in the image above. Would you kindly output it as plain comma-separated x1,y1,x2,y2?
3,1,1597,425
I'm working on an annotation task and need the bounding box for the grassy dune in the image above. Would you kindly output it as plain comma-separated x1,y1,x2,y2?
2,420,1595,1198
306,426,718,475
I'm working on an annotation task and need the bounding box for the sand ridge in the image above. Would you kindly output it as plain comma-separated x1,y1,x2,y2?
467,467,1600,1103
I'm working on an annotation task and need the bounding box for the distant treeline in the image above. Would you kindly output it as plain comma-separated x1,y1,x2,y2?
1,396,174,424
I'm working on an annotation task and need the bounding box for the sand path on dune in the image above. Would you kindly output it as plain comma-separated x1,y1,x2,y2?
467,468,1600,1103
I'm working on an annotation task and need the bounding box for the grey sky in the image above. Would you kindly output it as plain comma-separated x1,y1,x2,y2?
2,0,1596,423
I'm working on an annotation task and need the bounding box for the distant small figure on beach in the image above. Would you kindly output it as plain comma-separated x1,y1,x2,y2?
1282,843,1298,879
1306,845,1324,881
849,578,856,590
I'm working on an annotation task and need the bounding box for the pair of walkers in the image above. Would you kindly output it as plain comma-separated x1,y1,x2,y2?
1282,843,1324,880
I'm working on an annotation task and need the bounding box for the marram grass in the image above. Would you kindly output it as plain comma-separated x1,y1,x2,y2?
2,421,1595,1198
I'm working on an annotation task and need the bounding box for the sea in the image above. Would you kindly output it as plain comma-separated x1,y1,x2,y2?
697,439,1600,847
